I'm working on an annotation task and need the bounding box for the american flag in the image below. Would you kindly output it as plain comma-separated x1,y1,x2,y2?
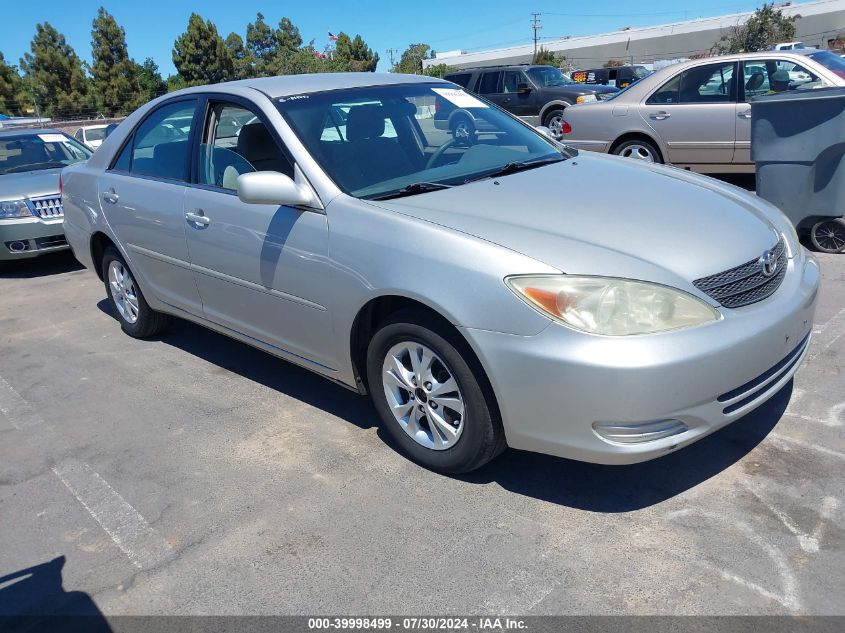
328,32,338,41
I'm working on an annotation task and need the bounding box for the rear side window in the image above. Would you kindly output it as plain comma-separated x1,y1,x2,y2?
648,62,736,104
477,71,501,95
445,73,471,88
129,100,197,181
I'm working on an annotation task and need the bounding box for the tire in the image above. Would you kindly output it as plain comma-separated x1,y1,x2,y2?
612,138,662,163
810,218,845,254
543,108,566,141
101,246,170,338
366,310,505,474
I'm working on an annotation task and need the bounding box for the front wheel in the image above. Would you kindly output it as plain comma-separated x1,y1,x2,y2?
102,247,170,338
612,138,662,163
810,218,845,253
366,312,505,473
543,109,566,141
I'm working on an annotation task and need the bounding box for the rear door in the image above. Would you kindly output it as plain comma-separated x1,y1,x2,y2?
182,97,335,368
475,71,505,109
639,61,738,166
97,98,202,316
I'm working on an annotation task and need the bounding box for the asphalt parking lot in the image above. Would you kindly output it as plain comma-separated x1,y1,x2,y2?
1,229,843,618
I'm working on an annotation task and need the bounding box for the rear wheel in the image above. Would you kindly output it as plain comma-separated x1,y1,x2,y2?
366,311,505,473
101,247,170,338
612,138,662,163
810,218,845,254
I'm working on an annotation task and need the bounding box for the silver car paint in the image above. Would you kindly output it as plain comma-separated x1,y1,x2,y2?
62,73,819,464
561,51,845,172
0,167,66,261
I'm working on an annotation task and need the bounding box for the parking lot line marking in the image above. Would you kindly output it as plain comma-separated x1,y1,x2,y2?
769,433,845,462
52,459,175,571
808,306,845,361
0,375,44,431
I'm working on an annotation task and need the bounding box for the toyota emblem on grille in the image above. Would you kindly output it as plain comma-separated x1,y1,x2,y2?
759,248,778,277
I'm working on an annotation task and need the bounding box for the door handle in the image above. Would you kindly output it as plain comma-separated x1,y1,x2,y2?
650,111,671,120
185,209,210,226
101,189,119,204
738,111,752,119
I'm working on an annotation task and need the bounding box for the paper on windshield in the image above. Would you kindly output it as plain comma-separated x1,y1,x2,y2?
37,134,68,143
431,88,487,109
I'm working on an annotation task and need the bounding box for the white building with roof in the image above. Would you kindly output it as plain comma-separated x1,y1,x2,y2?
422,0,845,71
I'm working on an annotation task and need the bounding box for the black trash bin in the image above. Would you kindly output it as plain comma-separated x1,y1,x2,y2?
752,86,845,253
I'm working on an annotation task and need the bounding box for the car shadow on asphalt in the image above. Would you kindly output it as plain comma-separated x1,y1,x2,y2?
95,300,791,512
0,555,112,632
0,252,83,278
462,380,792,512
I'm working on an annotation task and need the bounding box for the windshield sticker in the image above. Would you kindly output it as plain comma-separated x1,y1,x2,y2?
37,134,68,144
431,88,488,109
278,94,309,103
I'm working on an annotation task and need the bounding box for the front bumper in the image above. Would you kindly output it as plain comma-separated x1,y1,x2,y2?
461,254,820,464
0,217,69,261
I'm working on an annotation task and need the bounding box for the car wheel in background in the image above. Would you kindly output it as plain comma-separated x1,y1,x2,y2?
612,138,662,163
810,218,845,253
366,310,505,474
543,109,566,141
101,246,170,338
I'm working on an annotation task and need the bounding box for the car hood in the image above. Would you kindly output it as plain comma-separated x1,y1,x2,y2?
368,154,782,286
0,168,62,201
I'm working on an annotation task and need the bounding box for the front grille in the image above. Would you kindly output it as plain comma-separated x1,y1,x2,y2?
27,195,63,219
693,237,787,308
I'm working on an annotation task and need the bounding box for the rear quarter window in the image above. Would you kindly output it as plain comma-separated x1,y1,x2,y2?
445,73,472,88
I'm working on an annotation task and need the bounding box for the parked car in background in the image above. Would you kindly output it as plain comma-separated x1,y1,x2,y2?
559,50,845,172
0,128,91,266
63,73,817,473
440,65,618,139
772,42,805,51
571,65,652,89
74,124,110,149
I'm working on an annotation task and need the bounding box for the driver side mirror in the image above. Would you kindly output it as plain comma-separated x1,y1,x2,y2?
517,83,532,94
237,171,320,208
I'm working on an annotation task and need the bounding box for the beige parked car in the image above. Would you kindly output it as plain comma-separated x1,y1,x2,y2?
559,50,845,173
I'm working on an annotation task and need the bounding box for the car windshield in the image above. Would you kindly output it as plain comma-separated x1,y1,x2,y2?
806,50,845,80
0,132,92,175
277,82,566,200
527,66,573,86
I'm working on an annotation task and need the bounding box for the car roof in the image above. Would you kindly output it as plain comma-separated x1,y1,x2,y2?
170,72,444,100
0,127,64,138
446,65,547,73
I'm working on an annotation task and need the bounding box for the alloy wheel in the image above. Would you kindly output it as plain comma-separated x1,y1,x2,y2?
618,143,657,162
381,341,465,450
108,260,140,324
547,113,565,140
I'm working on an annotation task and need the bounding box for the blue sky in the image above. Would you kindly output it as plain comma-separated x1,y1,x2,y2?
0,0,805,75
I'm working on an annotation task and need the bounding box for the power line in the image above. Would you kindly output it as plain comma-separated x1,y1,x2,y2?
386,47,399,68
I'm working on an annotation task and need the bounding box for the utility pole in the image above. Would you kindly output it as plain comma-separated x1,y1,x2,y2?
531,13,542,60
387,47,399,70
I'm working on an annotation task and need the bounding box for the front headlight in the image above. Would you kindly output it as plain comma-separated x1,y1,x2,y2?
575,94,597,104
506,275,720,336
0,200,32,219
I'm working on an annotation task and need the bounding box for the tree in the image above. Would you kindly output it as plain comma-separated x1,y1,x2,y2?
713,3,799,54
172,13,234,86
246,12,276,76
90,7,142,116
136,57,166,100
533,47,559,66
225,33,253,80
0,52,25,116
332,33,379,72
276,17,303,53
422,63,455,78
20,22,92,118
393,43,431,74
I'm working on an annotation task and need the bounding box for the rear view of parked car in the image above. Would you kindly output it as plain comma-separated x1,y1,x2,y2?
74,124,109,149
0,129,91,266
62,73,818,474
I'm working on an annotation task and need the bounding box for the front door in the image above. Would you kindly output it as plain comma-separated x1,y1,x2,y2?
182,99,335,369
639,61,738,166
97,98,202,316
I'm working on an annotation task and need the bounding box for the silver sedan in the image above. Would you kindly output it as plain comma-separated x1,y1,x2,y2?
559,50,845,172
62,73,818,473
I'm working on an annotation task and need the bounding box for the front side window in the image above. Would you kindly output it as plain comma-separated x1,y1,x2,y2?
0,132,91,175
477,72,501,95
648,62,736,104
278,83,565,200
199,103,293,191
130,100,197,181
527,66,570,87
502,71,524,93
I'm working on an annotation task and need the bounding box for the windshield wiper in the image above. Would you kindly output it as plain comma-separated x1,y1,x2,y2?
370,181,453,201
464,155,566,184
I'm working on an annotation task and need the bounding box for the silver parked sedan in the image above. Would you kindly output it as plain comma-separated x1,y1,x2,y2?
62,73,819,473
559,50,845,172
